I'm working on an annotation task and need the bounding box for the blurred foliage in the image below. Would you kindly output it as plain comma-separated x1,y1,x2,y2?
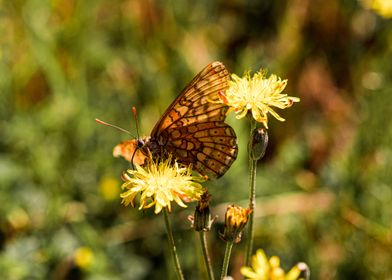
1,0,392,279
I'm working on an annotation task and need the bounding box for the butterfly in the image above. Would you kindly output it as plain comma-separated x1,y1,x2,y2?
113,61,238,178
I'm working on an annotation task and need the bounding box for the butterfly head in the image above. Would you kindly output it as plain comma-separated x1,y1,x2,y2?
113,137,150,166
136,139,145,149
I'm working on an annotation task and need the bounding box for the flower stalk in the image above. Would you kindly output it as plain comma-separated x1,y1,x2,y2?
245,118,258,266
199,231,215,280
245,121,269,266
220,241,234,280
163,208,185,280
193,192,215,280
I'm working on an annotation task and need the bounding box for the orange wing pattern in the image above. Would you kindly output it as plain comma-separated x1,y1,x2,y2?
149,61,238,178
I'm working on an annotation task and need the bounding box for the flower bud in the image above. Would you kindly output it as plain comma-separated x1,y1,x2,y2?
249,127,268,160
221,205,251,243
286,262,310,280
297,262,310,280
193,191,213,231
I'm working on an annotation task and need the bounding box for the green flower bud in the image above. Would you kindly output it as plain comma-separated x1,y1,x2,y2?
249,127,268,160
193,191,213,232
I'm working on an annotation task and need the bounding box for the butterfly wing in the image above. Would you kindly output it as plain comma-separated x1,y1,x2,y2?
150,61,238,178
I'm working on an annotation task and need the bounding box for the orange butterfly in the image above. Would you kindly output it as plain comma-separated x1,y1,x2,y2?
113,61,238,178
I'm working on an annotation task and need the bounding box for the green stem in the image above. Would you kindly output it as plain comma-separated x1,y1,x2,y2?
220,241,234,280
199,231,215,280
163,208,184,280
245,119,257,266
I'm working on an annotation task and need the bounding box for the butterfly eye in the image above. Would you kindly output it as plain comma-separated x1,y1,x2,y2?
137,140,144,148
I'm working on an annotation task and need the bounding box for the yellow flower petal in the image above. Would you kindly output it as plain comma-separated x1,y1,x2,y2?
120,156,206,214
240,249,308,280
218,69,300,128
240,267,263,279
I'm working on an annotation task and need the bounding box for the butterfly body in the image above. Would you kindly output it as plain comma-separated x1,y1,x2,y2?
114,62,238,178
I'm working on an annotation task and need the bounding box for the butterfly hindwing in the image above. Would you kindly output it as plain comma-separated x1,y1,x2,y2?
164,121,238,178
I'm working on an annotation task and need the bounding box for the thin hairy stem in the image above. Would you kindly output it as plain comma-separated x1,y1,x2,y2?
220,241,234,280
199,231,215,280
163,209,184,280
245,119,257,266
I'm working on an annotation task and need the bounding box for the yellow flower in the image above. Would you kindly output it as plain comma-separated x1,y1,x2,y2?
120,156,206,214
218,70,300,128
241,249,309,280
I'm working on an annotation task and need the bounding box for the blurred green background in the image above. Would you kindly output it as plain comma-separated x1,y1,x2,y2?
1,0,392,279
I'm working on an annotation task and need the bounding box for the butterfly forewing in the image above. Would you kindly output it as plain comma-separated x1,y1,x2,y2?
151,62,230,134
148,61,238,178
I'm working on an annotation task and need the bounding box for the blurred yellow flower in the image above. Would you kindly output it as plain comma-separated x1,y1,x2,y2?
241,249,309,280
217,70,300,128
120,156,206,214
7,208,30,230
74,247,93,270
99,176,120,201
362,0,392,18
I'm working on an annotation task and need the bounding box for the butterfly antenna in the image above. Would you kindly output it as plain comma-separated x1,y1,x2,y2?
132,106,140,140
95,118,133,135
131,106,144,171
